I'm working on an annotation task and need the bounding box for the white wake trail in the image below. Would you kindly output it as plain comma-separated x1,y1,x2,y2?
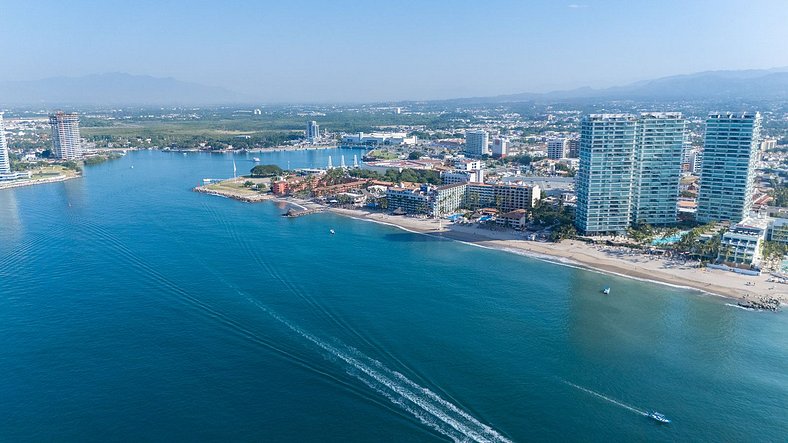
245,296,512,443
563,380,648,416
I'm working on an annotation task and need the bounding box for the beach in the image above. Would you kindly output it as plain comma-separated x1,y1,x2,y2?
328,207,788,305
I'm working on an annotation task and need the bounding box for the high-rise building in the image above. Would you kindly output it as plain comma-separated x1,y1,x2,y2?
464,130,489,157
575,114,638,235
631,112,686,226
567,137,580,158
0,113,10,174
306,120,321,142
49,112,82,159
575,113,687,234
689,149,703,174
491,137,508,158
547,138,569,159
697,112,762,223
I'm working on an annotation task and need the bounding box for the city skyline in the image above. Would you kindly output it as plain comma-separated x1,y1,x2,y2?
2,1,788,102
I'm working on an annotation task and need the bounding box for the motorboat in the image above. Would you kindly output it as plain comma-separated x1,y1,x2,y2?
252,157,261,162
602,287,611,295
329,229,335,235
648,412,670,424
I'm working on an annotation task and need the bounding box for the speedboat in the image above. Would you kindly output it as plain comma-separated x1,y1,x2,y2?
648,412,670,424
329,229,335,235
602,287,611,295
252,157,261,162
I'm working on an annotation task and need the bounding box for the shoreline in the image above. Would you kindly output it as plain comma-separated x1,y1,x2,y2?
190,187,785,308
326,207,787,307
0,173,80,191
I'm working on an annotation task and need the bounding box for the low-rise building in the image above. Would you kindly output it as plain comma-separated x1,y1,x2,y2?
493,182,541,213
433,182,467,216
767,216,788,244
386,185,432,215
341,132,417,146
718,217,768,267
465,183,495,210
441,169,484,185
496,209,528,230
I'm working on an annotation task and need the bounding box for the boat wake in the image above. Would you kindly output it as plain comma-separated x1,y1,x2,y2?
562,380,648,417
244,296,512,443
724,303,755,311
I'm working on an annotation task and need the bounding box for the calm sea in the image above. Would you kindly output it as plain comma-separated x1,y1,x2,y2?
0,149,786,442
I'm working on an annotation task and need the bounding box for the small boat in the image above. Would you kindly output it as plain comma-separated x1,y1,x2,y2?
602,287,610,295
648,412,670,424
329,229,335,235
130,165,134,169
252,157,261,162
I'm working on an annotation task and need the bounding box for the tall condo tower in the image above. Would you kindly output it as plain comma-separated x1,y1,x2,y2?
575,114,638,235
464,130,489,157
49,112,82,159
696,112,761,223
306,121,321,142
0,113,10,174
631,112,686,226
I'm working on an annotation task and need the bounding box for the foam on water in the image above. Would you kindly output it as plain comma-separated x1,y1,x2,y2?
562,380,648,417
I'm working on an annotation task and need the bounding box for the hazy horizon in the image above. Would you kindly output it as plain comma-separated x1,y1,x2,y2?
3,0,788,102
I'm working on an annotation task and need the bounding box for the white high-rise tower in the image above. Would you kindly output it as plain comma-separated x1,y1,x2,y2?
0,113,10,174
49,112,82,159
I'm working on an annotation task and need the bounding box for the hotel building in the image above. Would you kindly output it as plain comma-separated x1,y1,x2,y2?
464,130,489,157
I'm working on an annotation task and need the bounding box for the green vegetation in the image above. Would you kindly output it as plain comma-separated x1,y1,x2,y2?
250,164,283,177
408,151,423,160
364,149,398,160
83,152,123,166
347,167,441,185
627,222,656,243
771,185,788,207
503,154,542,166
762,240,788,262
531,201,576,242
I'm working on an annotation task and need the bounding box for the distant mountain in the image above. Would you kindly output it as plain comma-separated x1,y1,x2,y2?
0,73,253,106
449,68,788,104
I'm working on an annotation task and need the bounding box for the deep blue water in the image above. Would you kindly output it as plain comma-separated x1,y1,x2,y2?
1,150,786,442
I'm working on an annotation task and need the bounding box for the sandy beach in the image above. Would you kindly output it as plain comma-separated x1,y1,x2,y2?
328,207,788,305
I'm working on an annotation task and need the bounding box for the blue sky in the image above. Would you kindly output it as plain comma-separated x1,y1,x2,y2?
2,0,787,102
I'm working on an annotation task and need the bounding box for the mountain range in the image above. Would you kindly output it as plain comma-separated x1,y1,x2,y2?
452,67,788,104
1,68,787,106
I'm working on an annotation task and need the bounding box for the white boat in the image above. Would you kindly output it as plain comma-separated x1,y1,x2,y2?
602,287,611,295
648,412,670,423
329,229,335,235
252,157,261,162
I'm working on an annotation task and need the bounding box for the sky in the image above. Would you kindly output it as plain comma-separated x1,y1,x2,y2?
2,0,788,102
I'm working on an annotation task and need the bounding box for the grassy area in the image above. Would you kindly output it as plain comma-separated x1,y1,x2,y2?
205,177,269,195
29,165,79,180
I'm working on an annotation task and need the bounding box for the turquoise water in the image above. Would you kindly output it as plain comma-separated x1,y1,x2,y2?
1,150,786,442
651,231,689,246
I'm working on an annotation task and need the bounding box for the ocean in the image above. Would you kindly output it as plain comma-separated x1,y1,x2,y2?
1,149,786,442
